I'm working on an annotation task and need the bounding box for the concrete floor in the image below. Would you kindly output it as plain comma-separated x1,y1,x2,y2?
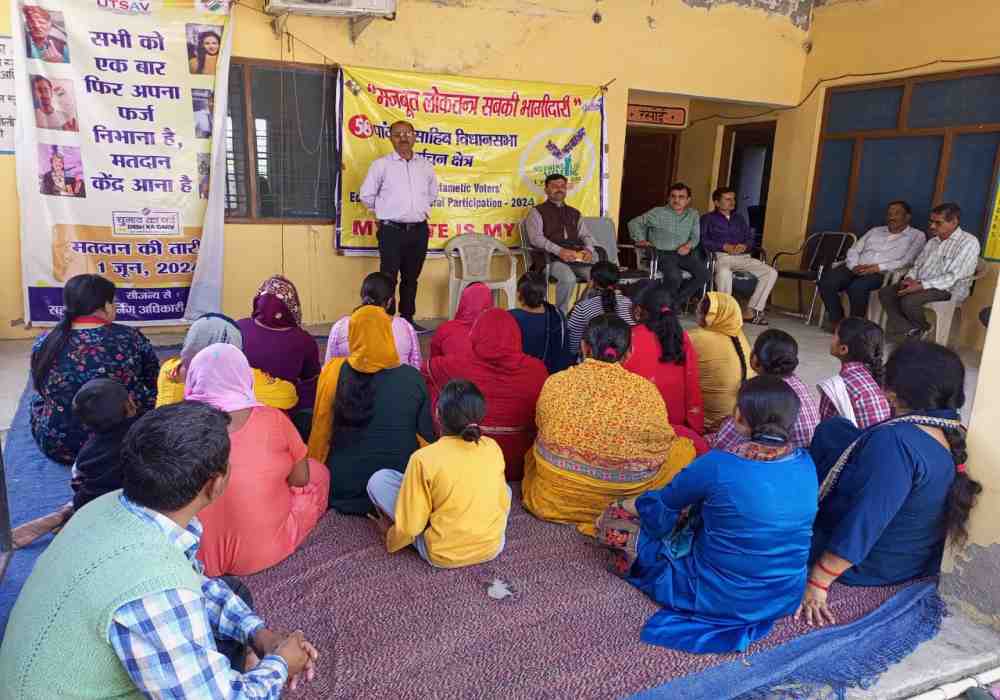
0,313,995,698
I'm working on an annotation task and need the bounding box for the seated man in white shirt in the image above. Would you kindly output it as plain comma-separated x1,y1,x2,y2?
878,202,981,340
818,200,924,331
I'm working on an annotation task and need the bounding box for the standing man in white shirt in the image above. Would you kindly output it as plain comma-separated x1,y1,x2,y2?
360,120,439,333
878,202,981,340
818,200,925,330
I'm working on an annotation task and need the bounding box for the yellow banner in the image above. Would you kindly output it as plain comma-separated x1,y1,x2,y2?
338,65,605,252
985,179,1000,261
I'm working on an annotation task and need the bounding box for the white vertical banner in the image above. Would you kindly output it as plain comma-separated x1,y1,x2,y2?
13,0,232,325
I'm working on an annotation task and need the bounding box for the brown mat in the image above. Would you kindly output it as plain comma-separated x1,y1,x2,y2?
246,492,905,699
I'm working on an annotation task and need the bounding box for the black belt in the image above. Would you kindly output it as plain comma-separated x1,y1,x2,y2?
379,220,426,231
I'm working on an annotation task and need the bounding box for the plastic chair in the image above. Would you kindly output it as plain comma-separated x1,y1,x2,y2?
816,263,908,328
924,260,989,346
772,231,857,325
584,216,654,290
444,233,519,317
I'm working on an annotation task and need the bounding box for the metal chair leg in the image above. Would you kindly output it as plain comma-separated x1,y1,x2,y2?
0,439,13,583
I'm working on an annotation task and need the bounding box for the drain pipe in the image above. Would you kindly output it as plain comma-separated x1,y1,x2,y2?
908,666,1000,700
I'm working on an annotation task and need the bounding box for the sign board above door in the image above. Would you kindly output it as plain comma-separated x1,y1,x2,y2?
627,104,686,127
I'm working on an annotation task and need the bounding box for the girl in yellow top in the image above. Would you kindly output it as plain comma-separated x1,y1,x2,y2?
157,313,297,410
367,379,512,568
688,292,755,432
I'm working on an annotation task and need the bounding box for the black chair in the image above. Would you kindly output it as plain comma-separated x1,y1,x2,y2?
771,231,857,325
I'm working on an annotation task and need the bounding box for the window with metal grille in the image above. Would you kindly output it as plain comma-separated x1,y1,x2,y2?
225,59,338,222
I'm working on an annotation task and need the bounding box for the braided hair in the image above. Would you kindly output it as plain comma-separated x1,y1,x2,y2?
885,341,982,547
635,283,684,364
590,261,620,314
836,318,885,386
437,379,486,443
737,376,801,444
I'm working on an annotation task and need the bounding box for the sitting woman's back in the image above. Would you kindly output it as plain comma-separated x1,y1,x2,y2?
622,283,704,436
808,341,982,591
430,282,493,359
185,344,330,576
309,306,435,515
510,272,573,374
523,314,695,535
30,274,159,464
688,292,754,432
599,376,818,653
566,261,635,357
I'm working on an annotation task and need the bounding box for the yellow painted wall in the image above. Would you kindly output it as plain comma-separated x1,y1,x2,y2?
0,0,811,337
673,0,1000,350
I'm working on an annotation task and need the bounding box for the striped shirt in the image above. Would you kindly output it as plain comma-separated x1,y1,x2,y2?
906,227,981,302
108,495,288,699
818,361,891,429
711,373,821,451
566,291,635,357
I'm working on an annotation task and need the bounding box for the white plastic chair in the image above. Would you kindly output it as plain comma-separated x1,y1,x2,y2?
444,233,519,318
817,262,908,327
924,260,989,346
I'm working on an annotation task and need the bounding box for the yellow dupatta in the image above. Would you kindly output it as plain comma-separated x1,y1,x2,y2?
307,306,400,462
689,292,756,432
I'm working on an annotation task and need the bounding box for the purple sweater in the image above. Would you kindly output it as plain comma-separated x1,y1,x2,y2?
236,318,321,412
700,210,754,253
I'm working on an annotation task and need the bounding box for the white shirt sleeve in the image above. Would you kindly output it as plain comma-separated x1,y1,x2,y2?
359,158,383,213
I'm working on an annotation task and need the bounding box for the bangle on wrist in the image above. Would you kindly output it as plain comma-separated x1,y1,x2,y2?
807,578,829,591
817,561,841,579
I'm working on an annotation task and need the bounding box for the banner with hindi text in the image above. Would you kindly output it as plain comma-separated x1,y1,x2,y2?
13,0,231,324
338,65,605,252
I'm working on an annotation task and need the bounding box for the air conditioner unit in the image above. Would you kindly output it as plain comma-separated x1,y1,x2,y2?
264,0,395,18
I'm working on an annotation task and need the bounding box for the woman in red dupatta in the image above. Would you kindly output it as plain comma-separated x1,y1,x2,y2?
425,308,548,481
429,282,494,359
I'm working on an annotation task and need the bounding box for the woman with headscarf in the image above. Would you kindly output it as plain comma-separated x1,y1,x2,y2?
429,282,493,360
522,314,696,535
238,275,321,418
185,343,330,577
326,272,421,369
309,306,436,515
157,313,297,409
425,308,548,481
688,292,755,433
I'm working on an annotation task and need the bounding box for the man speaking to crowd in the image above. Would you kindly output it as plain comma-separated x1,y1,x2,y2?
360,120,439,333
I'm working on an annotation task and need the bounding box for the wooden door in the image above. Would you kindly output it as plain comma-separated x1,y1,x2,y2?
618,127,677,245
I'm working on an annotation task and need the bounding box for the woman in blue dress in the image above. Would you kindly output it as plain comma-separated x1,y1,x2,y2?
597,376,818,653
798,341,982,626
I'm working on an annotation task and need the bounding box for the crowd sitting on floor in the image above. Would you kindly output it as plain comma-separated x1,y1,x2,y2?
1,223,985,695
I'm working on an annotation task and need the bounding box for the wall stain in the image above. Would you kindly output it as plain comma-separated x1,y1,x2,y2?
941,543,1000,628
680,0,815,29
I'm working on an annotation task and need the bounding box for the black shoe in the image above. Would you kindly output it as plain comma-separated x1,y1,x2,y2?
405,318,430,334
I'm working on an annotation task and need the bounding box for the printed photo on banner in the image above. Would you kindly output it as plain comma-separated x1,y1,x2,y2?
197,152,210,199
186,23,222,75
31,74,77,131
22,5,69,63
38,144,85,198
192,88,213,138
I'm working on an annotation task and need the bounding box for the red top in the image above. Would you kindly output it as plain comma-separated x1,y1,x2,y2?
424,308,548,481
623,324,705,435
429,283,494,360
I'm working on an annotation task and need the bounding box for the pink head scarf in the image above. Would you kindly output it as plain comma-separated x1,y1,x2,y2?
184,343,261,413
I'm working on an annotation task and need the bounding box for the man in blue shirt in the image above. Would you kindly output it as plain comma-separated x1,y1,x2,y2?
700,187,778,325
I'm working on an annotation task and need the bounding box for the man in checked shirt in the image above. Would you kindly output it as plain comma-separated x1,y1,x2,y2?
878,202,981,340
0,401,319,699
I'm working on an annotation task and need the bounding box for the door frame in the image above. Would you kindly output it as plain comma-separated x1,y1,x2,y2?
622,124,681,202
716,120,777,190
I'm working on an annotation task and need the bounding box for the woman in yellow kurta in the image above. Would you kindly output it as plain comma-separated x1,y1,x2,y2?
522,314,696,536
367,379,511,568
688,292,755,433
157,313,297,409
